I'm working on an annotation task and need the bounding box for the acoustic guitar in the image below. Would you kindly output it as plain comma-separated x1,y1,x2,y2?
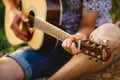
4,0,111,62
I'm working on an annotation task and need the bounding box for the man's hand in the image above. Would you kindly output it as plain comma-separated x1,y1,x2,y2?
62,33,87,55
9,9,30,41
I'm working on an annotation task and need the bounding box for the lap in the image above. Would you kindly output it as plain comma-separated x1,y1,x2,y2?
7,45,72,79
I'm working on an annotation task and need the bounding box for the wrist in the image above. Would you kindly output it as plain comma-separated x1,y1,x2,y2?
3,0,17,10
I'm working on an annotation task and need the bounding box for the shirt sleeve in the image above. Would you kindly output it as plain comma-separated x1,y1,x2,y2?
83,0,112,11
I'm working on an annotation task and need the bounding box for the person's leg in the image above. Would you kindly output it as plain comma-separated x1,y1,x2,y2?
0,56,24,80
0,45,72,80
48,23,120,80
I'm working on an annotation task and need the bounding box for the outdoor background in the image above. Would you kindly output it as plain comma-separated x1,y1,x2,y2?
0,0,120,54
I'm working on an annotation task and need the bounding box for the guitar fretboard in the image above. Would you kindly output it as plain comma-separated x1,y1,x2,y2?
33,16,72,41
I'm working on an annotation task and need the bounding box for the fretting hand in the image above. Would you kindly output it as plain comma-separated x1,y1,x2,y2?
62,33,87,55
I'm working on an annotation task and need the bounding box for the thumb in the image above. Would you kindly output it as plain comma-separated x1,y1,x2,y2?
20,12,29,22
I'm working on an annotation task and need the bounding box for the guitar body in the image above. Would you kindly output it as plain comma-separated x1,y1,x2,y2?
5,0,61,50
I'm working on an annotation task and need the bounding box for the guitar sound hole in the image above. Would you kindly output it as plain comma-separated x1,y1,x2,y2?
29,11,35,28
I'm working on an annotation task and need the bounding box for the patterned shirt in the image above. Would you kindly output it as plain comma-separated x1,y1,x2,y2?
61,0,112,34
83,0,112,27
61,0,83,34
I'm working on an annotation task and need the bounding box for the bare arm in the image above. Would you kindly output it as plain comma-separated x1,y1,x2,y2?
2,0,17,10
77,10,99,39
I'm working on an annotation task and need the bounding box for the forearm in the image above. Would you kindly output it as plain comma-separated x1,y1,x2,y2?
76,10,99,40
2,0,17,10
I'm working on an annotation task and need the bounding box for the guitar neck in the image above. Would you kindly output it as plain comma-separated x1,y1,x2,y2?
28,16,111,62
32,16,72,41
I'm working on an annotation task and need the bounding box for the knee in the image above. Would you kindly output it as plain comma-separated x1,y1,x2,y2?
90,23,120,58
0,56,24,80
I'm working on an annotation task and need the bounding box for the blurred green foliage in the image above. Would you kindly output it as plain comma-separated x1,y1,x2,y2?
0,0,120,53
110,0,120,22
0,0,4,28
